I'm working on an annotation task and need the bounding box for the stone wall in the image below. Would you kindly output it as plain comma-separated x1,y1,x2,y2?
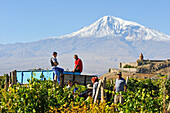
109,68,138,73
109,68,120,73
138,61,170,73
119,68,138,72
119,62,138,68
149,60,166,62
113,59,170,74
144,59,170,63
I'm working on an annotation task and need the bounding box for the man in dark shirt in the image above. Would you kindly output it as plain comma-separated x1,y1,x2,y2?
113,72,127,104
50,52,64,85
73,55,83,73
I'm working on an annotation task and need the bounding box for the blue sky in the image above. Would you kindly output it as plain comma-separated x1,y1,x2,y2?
1,0,170,44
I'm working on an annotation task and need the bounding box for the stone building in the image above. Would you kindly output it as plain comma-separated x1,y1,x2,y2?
139,53,143,61
110,53,170,73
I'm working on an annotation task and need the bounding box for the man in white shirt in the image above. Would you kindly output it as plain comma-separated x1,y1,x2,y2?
50,52,64,85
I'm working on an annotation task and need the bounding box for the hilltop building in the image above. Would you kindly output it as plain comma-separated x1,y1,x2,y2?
109,53,170,74
139,53,144,61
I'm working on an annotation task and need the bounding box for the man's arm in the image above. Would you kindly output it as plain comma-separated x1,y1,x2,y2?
52,58,59,66
124,84,127,92
112,85,116,96
73,65,79,72
113,85,116,91
113,79,116,91
54,62,59,66
73,59,80,72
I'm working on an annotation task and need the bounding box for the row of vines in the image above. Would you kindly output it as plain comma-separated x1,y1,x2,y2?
0,76,169,112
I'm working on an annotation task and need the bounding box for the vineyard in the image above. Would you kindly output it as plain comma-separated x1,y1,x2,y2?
0,75,169,112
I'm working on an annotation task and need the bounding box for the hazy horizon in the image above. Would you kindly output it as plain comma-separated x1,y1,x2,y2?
1,0,170,44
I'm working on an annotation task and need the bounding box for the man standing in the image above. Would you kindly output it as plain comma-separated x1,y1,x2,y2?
114,72,127,104
50,52,64,85
73,55,83,73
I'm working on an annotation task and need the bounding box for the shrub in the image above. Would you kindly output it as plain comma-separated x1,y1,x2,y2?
0,76,169,112
123,64,136,68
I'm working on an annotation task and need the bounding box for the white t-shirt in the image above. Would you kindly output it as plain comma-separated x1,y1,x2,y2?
51,56,58,68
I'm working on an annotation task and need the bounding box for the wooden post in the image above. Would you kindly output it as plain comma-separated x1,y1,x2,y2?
167,102,170,112
168,75,170,80
60,74,64,87
12,70,17,86
9,72,11,84
14,70,17,84
5,74,9,90
101,81,104,103
126,76,129,84
11,71,14,85
100,77,107,103
54,75,57,89
110,79,113,84
103,77,107,101
5,74,7,89
31,71,33,84
41,71,44,81
21,71,24,84
94,80,102,103
84,75,87,85
73,75,75,82
53,72,55,80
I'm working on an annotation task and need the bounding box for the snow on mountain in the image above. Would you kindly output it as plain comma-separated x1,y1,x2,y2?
55,16,170,41
0,16,170,76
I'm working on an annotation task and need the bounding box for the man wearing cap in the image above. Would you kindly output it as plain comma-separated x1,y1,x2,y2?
50,52,64,85
114,72,127,104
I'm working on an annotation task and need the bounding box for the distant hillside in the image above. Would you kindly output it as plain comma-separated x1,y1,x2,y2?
100,60,170,80
0,16,170,75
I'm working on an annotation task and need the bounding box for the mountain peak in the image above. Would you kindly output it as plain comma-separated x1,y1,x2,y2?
55,16,170,41
98,15,141,26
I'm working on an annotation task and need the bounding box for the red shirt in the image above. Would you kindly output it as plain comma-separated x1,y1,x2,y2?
75,58,83,72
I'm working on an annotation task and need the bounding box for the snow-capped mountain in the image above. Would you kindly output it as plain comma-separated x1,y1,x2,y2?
0,16,170,76
56,16,170,41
